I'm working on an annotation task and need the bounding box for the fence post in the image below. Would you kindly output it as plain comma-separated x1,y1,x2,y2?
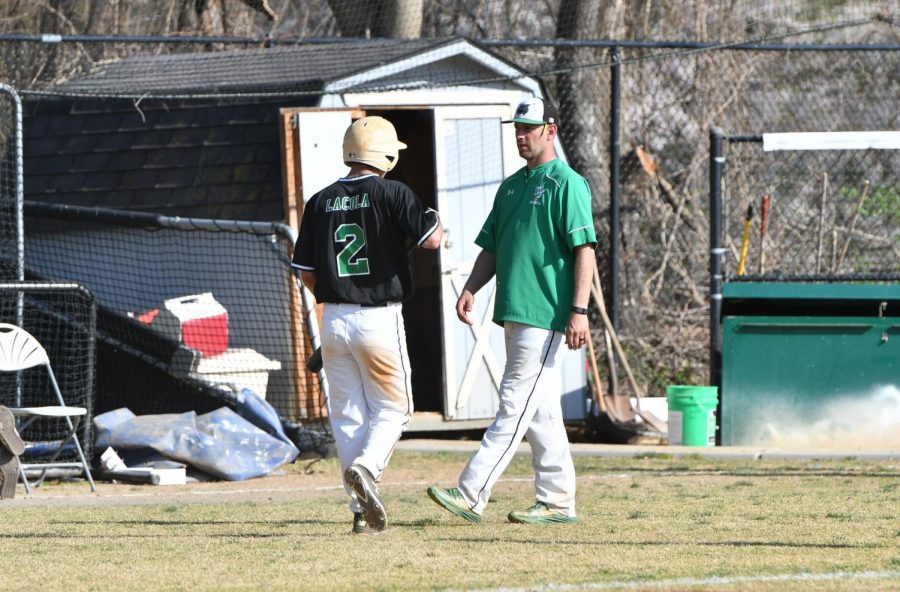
608,46,621,329
709,126,725,388
0,83,25,407
0,83,24,285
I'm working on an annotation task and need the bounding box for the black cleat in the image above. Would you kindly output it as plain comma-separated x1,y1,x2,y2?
344,464,387,532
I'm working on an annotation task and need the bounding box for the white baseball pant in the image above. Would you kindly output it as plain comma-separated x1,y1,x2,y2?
457,322,576,516
321,302,412,513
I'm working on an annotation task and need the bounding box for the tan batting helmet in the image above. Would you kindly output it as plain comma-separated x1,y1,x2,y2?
343,116,407,172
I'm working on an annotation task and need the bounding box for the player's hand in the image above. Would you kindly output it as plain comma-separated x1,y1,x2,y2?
566,312,589,350
456,290,475,325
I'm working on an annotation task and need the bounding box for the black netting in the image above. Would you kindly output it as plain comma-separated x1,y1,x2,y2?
0,86,20,282
23,204,331,455
0,283,95,462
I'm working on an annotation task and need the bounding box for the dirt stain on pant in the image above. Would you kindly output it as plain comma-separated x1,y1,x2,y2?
358,345,411,409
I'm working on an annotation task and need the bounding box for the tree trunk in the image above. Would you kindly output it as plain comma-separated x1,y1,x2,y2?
37,0,66,82
87,0,121,35
328,0,422,38
555,0,620,205
198,0,227,36
327,0,375,37
372,0,423,38
177,0,201,31
85,0,123,62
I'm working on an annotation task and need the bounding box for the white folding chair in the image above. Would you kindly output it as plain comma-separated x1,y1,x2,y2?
0,323,96,493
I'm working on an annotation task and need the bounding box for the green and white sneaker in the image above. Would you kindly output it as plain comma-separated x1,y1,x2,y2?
508,501,580,524
426,486,482,523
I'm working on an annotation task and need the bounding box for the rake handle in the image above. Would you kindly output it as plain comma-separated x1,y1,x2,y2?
590,261,645,402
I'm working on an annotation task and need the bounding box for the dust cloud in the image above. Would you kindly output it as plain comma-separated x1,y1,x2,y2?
747,385,900,449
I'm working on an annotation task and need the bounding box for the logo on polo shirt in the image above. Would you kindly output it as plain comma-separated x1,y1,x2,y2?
530,185,545,206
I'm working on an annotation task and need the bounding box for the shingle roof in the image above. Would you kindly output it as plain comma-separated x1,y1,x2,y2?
24,95,309,220
57,38,456,95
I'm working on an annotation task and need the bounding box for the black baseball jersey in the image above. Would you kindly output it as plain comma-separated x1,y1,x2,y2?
291,174,439,306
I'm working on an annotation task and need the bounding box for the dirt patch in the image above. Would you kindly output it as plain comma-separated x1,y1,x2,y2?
4,456,342,508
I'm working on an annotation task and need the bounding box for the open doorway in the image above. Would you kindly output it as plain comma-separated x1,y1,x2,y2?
279,106,446,420
366,108,445,416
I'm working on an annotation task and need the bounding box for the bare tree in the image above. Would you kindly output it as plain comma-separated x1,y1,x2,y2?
554,0,624,204
327,0,422,38
195,0,226,35
372,0,423,38
238,0,275,21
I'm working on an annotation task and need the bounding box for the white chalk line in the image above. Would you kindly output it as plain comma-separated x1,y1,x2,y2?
19,473,632,501
460,570,900,592
186,473,631,496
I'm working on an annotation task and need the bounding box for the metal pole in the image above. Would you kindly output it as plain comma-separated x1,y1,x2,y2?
0,84,24,285
0,84,25,407
709,127,725,388
279,225,329,405
608,46,621,329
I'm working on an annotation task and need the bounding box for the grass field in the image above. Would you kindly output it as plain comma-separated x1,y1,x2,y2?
1,446,898,591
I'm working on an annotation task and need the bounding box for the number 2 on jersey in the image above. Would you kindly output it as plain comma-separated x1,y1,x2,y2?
335,223,370,277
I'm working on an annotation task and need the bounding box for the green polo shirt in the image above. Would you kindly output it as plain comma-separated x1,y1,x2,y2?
476,158,596,332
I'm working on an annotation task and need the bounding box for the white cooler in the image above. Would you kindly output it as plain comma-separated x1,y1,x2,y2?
192,348,282,398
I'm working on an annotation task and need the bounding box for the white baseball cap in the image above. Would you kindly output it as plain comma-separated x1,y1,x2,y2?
502,97,560,125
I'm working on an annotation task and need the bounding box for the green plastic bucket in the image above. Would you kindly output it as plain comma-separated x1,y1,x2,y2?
666,385,718,446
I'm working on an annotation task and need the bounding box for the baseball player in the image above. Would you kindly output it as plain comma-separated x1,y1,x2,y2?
427,98,596,524
292,116,442,534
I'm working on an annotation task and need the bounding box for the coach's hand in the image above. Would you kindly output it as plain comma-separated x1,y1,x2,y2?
456,290,475,325
566,312,589,350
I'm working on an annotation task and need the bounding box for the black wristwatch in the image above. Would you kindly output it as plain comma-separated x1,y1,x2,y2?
571,305,588,315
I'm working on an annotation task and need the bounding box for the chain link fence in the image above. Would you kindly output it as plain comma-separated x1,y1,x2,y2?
0,2,896,404
608,46,898,392
718,135,899,282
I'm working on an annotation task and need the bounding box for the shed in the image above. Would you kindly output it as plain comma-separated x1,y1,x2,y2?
22,38,587,430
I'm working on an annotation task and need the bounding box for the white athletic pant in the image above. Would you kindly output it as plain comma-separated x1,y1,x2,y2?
458,322,576,516
321,302,413,513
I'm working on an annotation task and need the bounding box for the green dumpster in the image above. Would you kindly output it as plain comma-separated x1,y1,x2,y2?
720,282,900,446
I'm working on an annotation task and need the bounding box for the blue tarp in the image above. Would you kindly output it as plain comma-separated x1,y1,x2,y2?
94,388,299,481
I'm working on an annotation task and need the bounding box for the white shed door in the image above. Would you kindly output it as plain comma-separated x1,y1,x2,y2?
432,106,588,423
434,106,518,420
295,110,355,202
